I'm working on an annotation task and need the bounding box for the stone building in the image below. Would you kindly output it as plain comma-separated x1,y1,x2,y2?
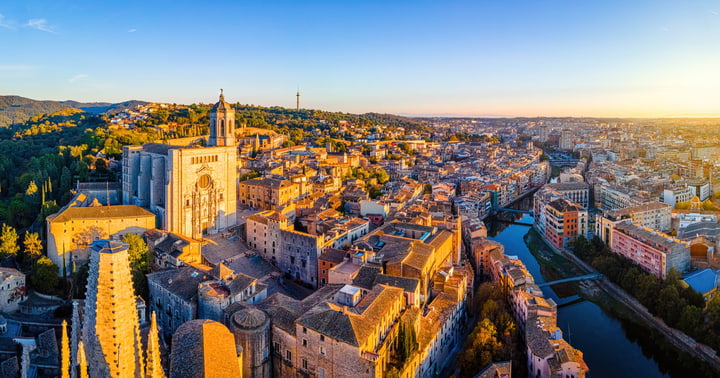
0,267,25,313
197,266,267,321
253,284,405,378
122,91,238,239
46,201,155,271
238,177,300,210
246,210,334,287
82,240,143,377
526,315,588,378
352,221,460,303
148,263,267,341
145,229,202,268
228,307,272,377
148,266,208,340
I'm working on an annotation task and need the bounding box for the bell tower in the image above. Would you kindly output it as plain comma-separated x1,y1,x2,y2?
208,89,236,147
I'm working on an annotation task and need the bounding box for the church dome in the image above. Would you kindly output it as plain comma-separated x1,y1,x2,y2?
232,308,268,329
211,90,234,113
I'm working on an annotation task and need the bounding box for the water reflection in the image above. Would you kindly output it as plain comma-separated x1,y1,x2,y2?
488,212,671,378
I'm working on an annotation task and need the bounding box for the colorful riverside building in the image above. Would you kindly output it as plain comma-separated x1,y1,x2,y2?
534,187,588,250
476,239,588,378
610,221,691,279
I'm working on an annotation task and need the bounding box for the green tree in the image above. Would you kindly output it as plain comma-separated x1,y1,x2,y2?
368,185,383,199
423,183,432,195
334,141,347,153
31,256,60,294
678,305,703,338
239,170,261,181
0,223,19,258
8,195,32,227
60,166,72,193
25,180,38,197
481,299,500,322
396,319,417,360
374,169,390,184
675,201,691,210
702,200,717,211
124,233,150,270
707,296,720,334
76,160,89,182
123,233,151,299
23,231,43,262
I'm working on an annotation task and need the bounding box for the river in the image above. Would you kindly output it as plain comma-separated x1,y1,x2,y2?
488,213,672,378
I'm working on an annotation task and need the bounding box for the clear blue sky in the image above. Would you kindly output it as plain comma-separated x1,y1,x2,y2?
1,0,719,117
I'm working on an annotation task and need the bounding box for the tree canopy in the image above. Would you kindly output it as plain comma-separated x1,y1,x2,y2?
0,224,19,258
31,256,59,294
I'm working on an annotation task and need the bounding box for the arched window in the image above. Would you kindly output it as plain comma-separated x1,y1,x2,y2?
219,120,225,136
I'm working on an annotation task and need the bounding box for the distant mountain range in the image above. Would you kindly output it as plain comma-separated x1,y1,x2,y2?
0,95,147,127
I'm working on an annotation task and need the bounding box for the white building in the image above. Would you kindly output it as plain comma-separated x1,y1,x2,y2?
0,268,25,313
663,187,694,207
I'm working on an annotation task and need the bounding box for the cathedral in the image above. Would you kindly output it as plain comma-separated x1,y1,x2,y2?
122,91,238,239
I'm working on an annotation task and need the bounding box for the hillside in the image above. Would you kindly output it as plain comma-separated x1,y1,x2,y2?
0,96,147,127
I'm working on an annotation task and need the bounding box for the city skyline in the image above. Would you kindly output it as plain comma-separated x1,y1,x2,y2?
2,0,720,117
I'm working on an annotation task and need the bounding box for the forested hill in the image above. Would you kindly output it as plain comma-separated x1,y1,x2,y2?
0,96,146,127
230,105,431,134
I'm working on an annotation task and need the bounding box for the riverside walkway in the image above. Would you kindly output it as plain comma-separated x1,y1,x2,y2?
537,230,720,372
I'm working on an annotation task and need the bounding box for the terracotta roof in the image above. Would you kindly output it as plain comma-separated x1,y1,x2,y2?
297,304,359,346
320,248,348,264
548,198,585,213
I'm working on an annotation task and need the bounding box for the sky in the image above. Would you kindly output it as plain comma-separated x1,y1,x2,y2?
1,0,719,117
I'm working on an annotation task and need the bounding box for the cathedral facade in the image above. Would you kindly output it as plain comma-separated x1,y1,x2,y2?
122,92,238,239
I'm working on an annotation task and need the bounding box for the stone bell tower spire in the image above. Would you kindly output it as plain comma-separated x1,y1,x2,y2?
77,341,88,378
208,89,236,147
61,321,70,378
145,312,165,378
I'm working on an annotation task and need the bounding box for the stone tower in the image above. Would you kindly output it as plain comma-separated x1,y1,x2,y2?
145,312,165,378
296,88,300,111
229,307,271,377
208,89,236,147
77,341,88,378
82,240,143,377
61,321,70,378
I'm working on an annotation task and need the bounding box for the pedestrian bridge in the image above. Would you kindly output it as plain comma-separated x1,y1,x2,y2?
494,207,533,215
537,273,603,287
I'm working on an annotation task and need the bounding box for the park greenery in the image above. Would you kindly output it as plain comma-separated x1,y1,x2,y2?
457,282,524,377
571,235,720,352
